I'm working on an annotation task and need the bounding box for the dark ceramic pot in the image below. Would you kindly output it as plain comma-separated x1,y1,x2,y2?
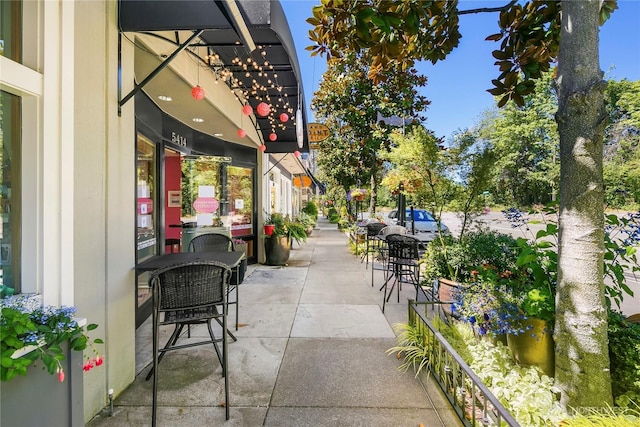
265,235,290,266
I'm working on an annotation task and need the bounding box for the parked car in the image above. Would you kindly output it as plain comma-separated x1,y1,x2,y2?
386,209,450,242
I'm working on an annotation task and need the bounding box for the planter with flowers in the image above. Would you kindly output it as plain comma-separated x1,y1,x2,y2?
349,188,367,202
0,294,103,426
453,239,557,377
264,212,309,265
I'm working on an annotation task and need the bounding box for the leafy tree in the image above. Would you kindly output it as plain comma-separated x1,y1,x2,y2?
381,126,454,218
477,74,638,209
446,129,496,235
312,53,428,214
480,71,559,206
381,126,493,237
307,0,618,408
603,79,640,207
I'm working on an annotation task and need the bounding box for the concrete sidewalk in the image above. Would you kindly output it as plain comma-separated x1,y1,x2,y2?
88,217,461,426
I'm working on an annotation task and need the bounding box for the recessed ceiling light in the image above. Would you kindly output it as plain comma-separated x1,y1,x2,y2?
214,133,223,137
158,95,172,102
192,118,204,123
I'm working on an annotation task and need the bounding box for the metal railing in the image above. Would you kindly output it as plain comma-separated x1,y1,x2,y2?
408,300,521,427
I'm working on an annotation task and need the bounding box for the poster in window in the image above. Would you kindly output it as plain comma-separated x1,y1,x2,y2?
167,190,181,208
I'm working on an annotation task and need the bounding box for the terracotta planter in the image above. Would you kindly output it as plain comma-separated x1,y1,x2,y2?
264,224,275,236
437,278,460,317
264,235,290,266
507,317,555,377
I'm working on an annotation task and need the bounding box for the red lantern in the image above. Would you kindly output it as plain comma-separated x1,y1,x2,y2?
269,133,277,141
242,105,253,115
191,85,205,100
279,113,289,123
237,129,246,138
257,102,270,117
294,150,301,158
259,144,267,152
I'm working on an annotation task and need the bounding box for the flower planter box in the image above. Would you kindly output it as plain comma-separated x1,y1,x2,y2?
1,341,84,427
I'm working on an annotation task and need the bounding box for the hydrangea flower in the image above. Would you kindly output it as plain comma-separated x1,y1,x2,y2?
0,294,103,382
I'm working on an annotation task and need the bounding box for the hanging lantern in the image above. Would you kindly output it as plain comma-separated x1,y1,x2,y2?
191,85,205,100
269,133,277,141
237,129,247,138
257,102,271,117
294,150,301,158
242,104,253,115
259,144,267,152
279,113,289,123
293,176,312,188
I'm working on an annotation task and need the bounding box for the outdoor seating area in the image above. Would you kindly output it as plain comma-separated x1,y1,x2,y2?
87,218,462,426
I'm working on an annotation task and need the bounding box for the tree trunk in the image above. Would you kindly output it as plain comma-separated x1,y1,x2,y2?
555,0,612,409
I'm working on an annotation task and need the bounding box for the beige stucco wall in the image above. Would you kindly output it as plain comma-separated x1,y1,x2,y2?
74,1,136,421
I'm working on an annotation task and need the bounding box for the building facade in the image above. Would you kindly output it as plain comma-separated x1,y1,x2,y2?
0,0,310,421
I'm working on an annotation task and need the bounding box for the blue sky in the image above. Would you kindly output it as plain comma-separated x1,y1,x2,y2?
282,0,640,141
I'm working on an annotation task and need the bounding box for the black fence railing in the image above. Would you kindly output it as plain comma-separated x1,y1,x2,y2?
408,301,521,427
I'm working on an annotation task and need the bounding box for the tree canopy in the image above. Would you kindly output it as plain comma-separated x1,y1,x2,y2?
312,53,428,212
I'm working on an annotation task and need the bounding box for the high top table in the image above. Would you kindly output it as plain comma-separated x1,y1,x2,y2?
136,251,245,338
136,251,244,273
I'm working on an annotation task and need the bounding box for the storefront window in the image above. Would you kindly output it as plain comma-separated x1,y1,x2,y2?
0,0,22,62
0,90,21,296
178,156,255,256
136,135,157,261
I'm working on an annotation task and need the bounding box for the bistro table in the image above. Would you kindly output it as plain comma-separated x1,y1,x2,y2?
136,251,244,273
136,251,245,339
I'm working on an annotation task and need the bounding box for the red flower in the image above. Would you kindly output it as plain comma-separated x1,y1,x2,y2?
83,360,94,372
94,356,104,366
58,369,65,382
500,270,513,278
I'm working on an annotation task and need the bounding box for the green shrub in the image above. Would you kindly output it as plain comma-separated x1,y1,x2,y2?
562,405,640,426
286,220,308,245
422,231,519,284
391,320,566,427
296,212,315,229
301,200,318,220
608,311,640,405
327,206,339,223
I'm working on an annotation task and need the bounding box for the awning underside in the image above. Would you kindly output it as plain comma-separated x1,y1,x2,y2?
119,0,309,153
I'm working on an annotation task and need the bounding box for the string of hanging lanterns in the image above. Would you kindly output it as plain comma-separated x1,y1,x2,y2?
190,43,300,152
228,44,296,144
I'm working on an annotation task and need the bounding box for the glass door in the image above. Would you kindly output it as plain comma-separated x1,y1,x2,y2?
136,135,157,261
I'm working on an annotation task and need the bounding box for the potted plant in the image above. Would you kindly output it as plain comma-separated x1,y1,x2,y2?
286,218,308,246
0,294,103,426
296,212,316,236
453,241,556,377
263,217,276,236
421,231,519,317
264,213,290,265
301,200,319,221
